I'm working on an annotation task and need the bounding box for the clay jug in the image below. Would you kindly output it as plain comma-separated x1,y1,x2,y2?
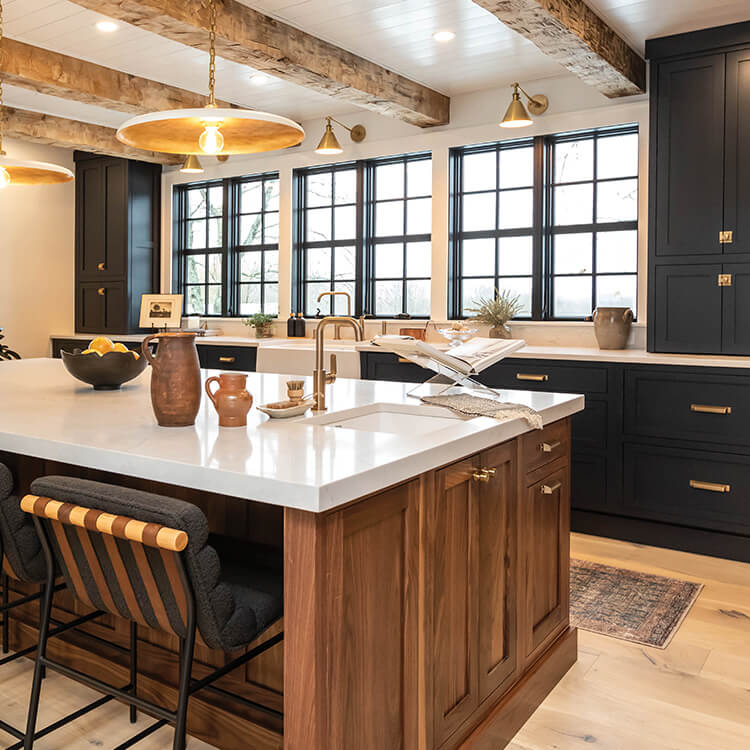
141,333,201,427
205,373,253,427
593,307,634,350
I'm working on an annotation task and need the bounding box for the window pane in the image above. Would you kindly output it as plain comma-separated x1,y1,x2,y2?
598,133,638,179
407,159,431,197
406,242,431,278
187,220,206,249
332,281,355,314
208,254,222,284
240,284,261,316
334,170,357,204
208,186,223,217
375,280,403,315
334,246,356,280
240,181,262,213
306,247,331,281
334,205,356,240
597,179,637,223
554,276,592,317
207,285,222,315
463,151,496,192
554,233,593,274
307,172,332,207
462,192,495,231
462,278,496,317
376,162,404,201
265,212,279,243
407,197,431,235
597,230,637,273
208,217,222,247
554,139,593,183
375,243,404,278
499,146,534,189
264,283,279,316
406,280,430,316
186,255,205,284
241,214,263,245
304,283,327,316
498,188,533,229
497,277,532,317
264,250,279,281
498,236,533,276
264,179,280,212
186,285,205,315
375,201,404,237
306,207,332,242
462,238,495,277
554,184,593,225
597,275,636,310
241,252,262,282
188,189,206,218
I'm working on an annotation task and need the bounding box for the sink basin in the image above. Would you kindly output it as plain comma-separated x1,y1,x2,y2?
304,403,463,435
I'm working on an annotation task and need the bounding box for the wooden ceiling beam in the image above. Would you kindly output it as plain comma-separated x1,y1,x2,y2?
2,107,182,165
66,0,450,128
473,0,646,97
0,37,231,114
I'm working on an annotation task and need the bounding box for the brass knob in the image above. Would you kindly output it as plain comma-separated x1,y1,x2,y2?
472,467,496,483
97,287,105,296
97,262,105,271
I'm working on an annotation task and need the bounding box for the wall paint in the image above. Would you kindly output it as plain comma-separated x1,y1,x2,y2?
0,139,75,357
159,73,649,342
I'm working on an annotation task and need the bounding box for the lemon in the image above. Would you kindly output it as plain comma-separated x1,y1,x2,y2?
112,343,129,353
81,348,103,356
131,351,140,360
89,336,114,354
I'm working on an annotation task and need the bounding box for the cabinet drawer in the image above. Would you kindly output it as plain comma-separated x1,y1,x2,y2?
480,360,607,394
197,345,257,372
360,352,431,383
521,420,570,477
624,369,750,446
623,443,750,535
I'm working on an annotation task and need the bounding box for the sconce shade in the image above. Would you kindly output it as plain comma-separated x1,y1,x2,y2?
500,93,533,128
180,154,204,174
315,121,344,155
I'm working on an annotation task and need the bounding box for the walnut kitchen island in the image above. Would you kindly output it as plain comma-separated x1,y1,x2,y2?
0,359,583,750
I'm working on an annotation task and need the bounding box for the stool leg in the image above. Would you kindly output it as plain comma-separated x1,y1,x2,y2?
2,573,9,654
172,625,196,750
130,621,138,724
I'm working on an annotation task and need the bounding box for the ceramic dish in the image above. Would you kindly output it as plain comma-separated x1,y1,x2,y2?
257,399,314,419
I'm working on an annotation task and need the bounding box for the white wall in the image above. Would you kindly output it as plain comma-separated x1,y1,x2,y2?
161,73,649,343
0,139,75,357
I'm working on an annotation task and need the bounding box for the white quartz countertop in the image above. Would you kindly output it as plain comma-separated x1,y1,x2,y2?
0,359,583,513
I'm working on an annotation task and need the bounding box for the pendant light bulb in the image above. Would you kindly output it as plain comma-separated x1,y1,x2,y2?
0,167,11,189
198,123,225,155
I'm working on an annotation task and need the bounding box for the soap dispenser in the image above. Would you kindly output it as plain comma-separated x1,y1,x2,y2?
287,313,296,338
295,312,306,338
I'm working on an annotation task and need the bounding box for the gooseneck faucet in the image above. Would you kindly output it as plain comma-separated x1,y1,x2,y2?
313,316,364,412
317,291,352,339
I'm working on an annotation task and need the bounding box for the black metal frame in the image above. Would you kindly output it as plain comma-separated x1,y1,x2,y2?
23,517,283,750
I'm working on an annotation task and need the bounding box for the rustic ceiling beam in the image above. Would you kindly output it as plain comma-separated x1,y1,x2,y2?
66,0,450,127
473,0,646,97
2,107,182,165
0,37,232,114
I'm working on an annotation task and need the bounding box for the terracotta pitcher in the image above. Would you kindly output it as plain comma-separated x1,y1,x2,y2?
142,333,202,427
205,373,253,427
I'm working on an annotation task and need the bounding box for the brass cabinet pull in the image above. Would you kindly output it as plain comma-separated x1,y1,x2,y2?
472,467,497,483
97,287,105,296
691,404,732,415
718,273,733,287
541,480,562,495
97,262,106,271
218,356,236,363
689,480,731,494
719,230,733,244
516,373,549,382
539,440,562,453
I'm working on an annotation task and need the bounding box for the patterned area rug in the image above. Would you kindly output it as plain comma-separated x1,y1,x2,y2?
570,559,703,648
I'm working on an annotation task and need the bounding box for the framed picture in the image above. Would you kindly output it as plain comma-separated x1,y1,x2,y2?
139,294,183,329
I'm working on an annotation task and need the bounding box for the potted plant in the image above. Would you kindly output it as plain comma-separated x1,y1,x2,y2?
243,313,275,339
466,289,523,339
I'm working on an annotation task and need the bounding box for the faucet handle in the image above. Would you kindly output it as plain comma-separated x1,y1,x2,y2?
326,353,338,384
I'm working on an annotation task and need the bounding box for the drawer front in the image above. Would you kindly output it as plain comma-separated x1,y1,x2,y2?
624,369,750,446
623,443,750,535
360,352,431,384
480,359,607,395
197,345,257,372
521,420,570,477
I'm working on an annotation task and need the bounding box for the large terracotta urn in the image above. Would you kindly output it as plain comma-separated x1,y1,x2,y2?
141,332,202,427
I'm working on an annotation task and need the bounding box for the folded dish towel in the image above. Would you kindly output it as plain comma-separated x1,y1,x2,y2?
421,393,543,430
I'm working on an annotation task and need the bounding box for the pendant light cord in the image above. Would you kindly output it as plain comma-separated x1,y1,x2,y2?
205,0,217,107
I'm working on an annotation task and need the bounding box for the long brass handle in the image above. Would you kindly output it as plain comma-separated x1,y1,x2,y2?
97,262,106,271
517,373,549,382
691,404,732,415
689,480,731,493
472,467,497,483
97,287,105,296
539,440,562,453
218,356,236,363
541,480,562,495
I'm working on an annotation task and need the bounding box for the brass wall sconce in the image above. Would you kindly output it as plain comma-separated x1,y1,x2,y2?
180,154,204,174
500,82,549,128
315,116,367,155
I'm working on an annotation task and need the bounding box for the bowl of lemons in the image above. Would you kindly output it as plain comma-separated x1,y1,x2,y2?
61,337,147,390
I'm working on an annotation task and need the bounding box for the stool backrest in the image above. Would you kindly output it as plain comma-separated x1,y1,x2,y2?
22,494,194,638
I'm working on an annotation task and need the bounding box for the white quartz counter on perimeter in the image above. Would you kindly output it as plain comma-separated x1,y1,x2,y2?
0,359,582,513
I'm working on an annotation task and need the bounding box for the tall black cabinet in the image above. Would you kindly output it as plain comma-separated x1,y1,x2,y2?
74,153,161,334
647,23,750,354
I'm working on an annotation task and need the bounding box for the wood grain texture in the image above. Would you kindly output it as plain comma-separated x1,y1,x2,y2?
473,0,646,97
2,107,181,165
66,0,450,127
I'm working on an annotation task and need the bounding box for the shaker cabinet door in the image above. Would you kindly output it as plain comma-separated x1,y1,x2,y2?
722,264,750,355
77,282,126,333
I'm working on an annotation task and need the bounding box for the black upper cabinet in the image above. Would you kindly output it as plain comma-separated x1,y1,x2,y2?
75,154,161,334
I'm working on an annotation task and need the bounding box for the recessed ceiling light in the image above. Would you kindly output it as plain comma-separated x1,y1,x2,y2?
96,20,119,33
433,30,456,42
251,73,271,86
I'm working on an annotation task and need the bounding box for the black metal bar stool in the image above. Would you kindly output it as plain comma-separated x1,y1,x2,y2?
0,463,130,749
21,476,284,750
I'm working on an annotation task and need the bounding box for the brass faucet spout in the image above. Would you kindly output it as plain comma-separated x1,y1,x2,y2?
312,316,364,412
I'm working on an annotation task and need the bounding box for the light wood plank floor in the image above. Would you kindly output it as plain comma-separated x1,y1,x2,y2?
0,533,747,748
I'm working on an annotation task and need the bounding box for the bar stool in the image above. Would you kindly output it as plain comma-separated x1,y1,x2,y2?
0,464,127,749
21,476,284,750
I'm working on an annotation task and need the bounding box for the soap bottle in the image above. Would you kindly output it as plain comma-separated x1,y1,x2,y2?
287,313,296,338
295,312,306,338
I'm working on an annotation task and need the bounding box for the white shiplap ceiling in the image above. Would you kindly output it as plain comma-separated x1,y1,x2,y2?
3,0,750,130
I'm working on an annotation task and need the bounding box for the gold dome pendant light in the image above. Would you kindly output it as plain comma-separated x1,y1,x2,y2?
116,0,304,156
0,1,74,188
500,82,549,129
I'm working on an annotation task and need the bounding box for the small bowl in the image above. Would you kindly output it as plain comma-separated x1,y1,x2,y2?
437,327,478,348
61,349,148,390
257,399,314,419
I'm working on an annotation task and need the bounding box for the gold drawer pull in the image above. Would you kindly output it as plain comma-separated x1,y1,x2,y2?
97,287,105,296
218,356,236,363
397,357,411,364
539,440,562,453
517,373,549,382
541,481,562,495
97,262,106,271
472,467,496,483
691,404,732,415
689,480,731,494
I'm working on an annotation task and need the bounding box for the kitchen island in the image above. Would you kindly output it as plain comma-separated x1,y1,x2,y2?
0,359,583,750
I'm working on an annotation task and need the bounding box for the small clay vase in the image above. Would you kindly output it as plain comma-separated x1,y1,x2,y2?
142,333,201,427
593,307,634,350
205,373,253,427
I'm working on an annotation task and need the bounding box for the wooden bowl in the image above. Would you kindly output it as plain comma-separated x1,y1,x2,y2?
61,348,148,390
